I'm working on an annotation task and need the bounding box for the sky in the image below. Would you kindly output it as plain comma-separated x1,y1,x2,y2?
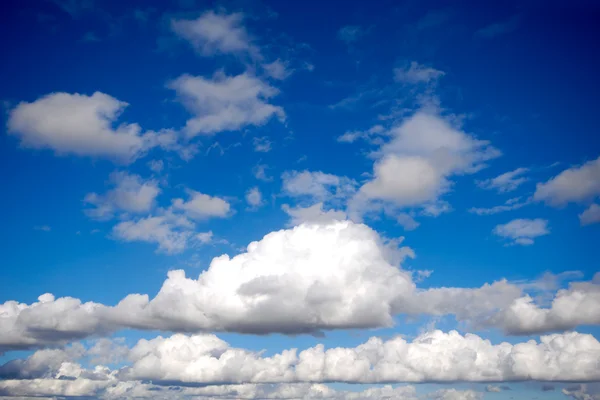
0,0,600,399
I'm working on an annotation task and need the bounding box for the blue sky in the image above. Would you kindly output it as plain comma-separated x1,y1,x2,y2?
0,1,599,399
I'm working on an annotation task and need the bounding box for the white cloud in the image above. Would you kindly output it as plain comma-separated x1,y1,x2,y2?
263,59,293,80
171,11,260,59
6,92,166,163
350,111,499,219
469,197,530,215
534,156,600,206
337,25,363,44
477,167,529,193
253,163,273,181
246,187,264,209
492,273,600,335
2,221,599,350
84,171,160,220
394,62,445,84
171,189,231,220
33,225,51,232
252,136,272,152
169,71,285,137
580,203,600,226
281,170,357,202
492,218,550,246
337,125,385,143
282,203,347,226
112,213,194,254
119,330,600,384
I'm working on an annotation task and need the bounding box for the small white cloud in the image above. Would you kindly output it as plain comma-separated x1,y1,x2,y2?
493,218,550,246
281,170,357,202
579,203,600,226
245,186,264,209
171,189,231,220
263,59,293,80
534,156,600,206
34,225,51,232
281,202,346,226
253,163,273,182
477,167,529,193
252,136,272,152
84,171,160,220
169,71,285,137
171,11,260,59
394,61,445,84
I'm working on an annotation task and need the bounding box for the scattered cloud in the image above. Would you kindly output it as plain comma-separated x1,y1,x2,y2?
477,167,529,193
169,71,285,137
7,92,179,163
281,202,347,226
171,189,231,220
580,203,600,226
337,124,385,144
252,136,272,152
245,186,264,209
253,163,273,181
84,171,160,220
493,218,550,246
281,170,357,203
534,156,600,206
394,61,445,84
469,197,531,215
33,225,51,232
147,159,164,173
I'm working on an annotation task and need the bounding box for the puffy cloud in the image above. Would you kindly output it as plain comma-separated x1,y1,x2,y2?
253,163,273,181
428,389,482,400
147,159,164,173
282,203,347,226
7,92,177,163
580,203,600,226
171,189,231,220
394,62,445,84
169,72,285,137
120,330,600,384
492,218,550,246
350,111,499,219
281,171,357,202
246,186,264,209
171,11,260,59
476,167,529,193
112,213,195,254
84,171,160,220
534,156,600,206
3,221,600,350
492,273,600,335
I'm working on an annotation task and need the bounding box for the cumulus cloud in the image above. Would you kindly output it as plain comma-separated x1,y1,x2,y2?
7,92,180,163
477,167,529,193
337,125,385,144
579,203,600,226
169,71,285,137
394,62,445,84
534,156,600,206
171,11,260,59
349,111,499,220
246,186,264,209
492,218,550,246
117,330,600,384
84,171,160,220
171,189,231,220
3,221,600,350
492,273,600,335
